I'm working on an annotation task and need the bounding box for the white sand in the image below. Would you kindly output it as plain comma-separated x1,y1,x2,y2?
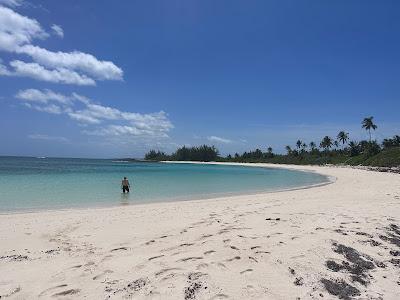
0,163,399,299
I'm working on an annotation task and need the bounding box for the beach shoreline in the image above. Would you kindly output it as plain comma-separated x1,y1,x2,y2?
0,162,334,216
0,163,399,299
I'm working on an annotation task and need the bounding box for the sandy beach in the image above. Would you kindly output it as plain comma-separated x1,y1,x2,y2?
0,163,399,299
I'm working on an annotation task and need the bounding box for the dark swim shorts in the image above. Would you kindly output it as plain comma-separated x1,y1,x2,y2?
122,186,130,193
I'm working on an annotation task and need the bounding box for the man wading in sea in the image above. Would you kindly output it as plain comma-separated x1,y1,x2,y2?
121,177,130,193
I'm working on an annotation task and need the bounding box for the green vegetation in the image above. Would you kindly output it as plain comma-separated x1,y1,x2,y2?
145,145,219,162
145,117,400,168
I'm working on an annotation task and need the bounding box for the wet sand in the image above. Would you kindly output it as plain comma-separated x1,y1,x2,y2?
0,163,399,299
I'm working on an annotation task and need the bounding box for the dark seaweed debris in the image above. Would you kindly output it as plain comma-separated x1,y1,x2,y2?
329,243,375,279
379,224,400,247
127,278,147,291
294,277,304,286
0,254,28,261
390,259,400,268
390,250,400,256
184,282,203,300
321,278,360,300
325,242,377,292
333,243,374,270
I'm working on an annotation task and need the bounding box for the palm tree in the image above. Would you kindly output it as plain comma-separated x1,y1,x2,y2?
296,140,302,150
337,131,349,148
362,116,377,142
334,140,339,149
285,145,292,155
309,141,316,151
348,141,360,156
320,136,333,152
266,147,274,158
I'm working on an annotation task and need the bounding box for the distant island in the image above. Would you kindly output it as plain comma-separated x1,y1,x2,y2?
145,117,400,169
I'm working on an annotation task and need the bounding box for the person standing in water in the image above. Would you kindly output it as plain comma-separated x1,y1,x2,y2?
121,177,130,193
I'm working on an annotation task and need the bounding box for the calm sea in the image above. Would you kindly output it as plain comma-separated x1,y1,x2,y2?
0,157,329,212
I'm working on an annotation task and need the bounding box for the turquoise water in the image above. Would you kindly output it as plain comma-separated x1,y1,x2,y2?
0,157,329,212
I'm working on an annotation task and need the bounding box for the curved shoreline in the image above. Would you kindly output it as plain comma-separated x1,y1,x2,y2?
0,162,334,216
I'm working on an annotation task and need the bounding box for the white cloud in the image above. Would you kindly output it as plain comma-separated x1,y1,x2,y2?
9,60,96,85
16,89,174,139
0,6,123,85
68,111,101,124
0,0,24,8
207,136,232,144
0,6,48,51
16,88,72,104
16,45,123,81
51,24,63,38
32,103,62,114
28,134,69,142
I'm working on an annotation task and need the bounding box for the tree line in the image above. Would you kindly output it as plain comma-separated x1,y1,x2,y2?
145,145,219,162
144,117,399,165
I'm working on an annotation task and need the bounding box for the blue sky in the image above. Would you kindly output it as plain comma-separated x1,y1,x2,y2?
0,0,399,158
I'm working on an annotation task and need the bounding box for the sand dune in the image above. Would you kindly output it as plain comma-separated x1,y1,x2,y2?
0,163,399,299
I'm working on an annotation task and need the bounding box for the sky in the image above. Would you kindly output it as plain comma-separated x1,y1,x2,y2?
0,0,399,158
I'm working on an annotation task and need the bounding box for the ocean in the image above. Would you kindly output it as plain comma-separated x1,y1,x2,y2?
0,157,329,212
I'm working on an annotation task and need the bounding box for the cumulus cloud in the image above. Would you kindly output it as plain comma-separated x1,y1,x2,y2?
32,103,63,114
51,24,63,38
15,45,123,81
28,133,69,142
207,136,232,144
16,88,174,139
9,60,96,85
68,111,101,124
0,5,48,51
16,88,71,104
0,6,123,84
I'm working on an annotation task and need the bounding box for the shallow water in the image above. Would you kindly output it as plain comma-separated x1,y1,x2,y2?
0,157,329,212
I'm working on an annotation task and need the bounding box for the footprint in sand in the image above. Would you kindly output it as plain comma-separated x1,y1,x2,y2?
198,234,213,241
52,289,80,297
179,243,194,247
248,256,258,263
38,285,68,297
240,269,253,274
155,267,182,277
148,255,164,261
69,264,82,269
226,256,241,262
255,251,270,254
178,256,203,262
101,255,113,262
216,262,227,269
92,270,113,280
110,247,128,252
196,263,209,269
204,250,216,255
211,293,229,299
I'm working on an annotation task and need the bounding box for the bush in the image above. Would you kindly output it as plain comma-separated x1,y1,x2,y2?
364,141,381,157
